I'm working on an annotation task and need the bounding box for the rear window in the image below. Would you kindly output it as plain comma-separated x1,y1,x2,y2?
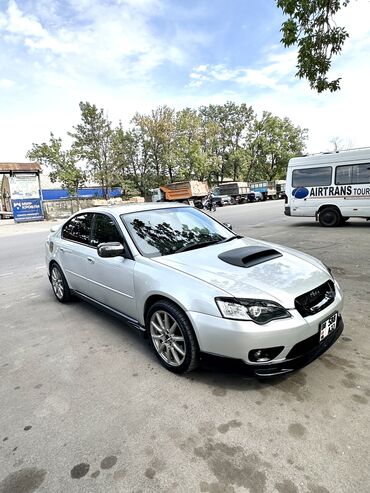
292,167,332,187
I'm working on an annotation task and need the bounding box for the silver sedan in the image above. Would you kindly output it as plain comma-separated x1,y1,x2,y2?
45,203,344,376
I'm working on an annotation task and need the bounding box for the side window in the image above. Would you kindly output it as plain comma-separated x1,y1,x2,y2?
90,214,122,247
352,163,370,184
292,167,332,187
336,163,370,185
335,165,352,185
62,213,93,245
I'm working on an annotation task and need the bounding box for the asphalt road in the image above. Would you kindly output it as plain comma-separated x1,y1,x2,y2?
1,202,370,493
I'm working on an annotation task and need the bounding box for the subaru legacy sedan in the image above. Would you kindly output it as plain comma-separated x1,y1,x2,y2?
45,203,344,376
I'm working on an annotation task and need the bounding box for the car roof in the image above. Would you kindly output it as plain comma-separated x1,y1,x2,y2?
80,202,191,216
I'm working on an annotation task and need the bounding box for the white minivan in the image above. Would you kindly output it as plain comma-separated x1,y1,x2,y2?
285,148,370,226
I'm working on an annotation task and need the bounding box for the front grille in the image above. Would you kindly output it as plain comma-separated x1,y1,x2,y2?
295,280,335,317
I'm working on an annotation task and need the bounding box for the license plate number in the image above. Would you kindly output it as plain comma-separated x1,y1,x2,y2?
319,313,338,342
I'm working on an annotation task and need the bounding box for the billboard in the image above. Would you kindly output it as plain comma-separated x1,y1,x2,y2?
9,174,44,222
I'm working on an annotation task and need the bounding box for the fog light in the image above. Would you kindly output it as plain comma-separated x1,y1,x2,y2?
249,346,284,363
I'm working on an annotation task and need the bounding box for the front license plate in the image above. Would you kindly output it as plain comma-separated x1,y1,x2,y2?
319,312,338,342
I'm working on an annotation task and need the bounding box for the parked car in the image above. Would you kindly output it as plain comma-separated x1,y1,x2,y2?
46,203,344,376
247,191,263,202
211,193,234,206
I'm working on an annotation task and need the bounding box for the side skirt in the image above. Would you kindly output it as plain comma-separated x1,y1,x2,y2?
73,290,145,333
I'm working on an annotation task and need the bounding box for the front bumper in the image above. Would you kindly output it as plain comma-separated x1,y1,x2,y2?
187,290,344,376
247,315,344,376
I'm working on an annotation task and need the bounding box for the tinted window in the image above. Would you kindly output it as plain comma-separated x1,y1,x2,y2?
91,214,122,247
62,214,93,244
292,167,332,187
336,163,370,185
121,207,233,257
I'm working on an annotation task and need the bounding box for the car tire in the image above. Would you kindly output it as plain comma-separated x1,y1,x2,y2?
318,207,342,227
146,300,199,373
50,263,71,303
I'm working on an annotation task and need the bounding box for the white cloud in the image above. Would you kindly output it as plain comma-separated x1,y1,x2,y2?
1,0,370,161
187,49,297,90
2,0,47,37
0,78,14,88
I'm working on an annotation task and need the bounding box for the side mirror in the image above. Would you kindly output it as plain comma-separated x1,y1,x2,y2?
50,224,61,233
97,242,125,258
223,222,233,230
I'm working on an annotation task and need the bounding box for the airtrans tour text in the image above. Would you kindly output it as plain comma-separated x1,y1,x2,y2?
309,185,370,197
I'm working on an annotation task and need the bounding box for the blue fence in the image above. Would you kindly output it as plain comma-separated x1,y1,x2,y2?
42,187,122,200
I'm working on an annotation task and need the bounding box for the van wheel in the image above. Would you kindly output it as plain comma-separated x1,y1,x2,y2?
318,207,341,227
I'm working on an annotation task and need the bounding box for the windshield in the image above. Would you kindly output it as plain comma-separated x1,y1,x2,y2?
121,207,234,257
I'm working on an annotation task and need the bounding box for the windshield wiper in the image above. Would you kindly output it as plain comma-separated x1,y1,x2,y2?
176,239,223,253
221,235,243,243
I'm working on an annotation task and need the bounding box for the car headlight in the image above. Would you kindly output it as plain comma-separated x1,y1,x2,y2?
215,298,291,324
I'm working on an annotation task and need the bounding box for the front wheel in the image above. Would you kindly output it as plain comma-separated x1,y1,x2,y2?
50,263,71,303
318,207,342,227
146,300,199,373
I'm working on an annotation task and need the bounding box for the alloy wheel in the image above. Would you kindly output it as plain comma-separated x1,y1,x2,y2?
149,310,186,366
51,267,64,300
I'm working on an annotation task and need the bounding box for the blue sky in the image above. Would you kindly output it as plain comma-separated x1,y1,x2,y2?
1,0,370,161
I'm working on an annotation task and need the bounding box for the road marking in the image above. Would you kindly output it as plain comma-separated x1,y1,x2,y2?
35,266,45,270
0,272,13,278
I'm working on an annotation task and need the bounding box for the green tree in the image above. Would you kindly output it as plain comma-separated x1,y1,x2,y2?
174,108,211,181
199,102,255,182
277,0,350,92
26,133,85,207
69,102,114,199
111,124,154,197
131,106,176,186
250,112,307,181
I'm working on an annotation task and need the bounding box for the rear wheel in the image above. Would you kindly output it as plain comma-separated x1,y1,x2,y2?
50,263,71,303
318,207,342,227
146,300,199,373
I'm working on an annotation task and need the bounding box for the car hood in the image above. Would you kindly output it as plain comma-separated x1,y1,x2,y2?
152,238,331,308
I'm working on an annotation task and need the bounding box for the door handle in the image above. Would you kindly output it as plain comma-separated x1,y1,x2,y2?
87,257,95,264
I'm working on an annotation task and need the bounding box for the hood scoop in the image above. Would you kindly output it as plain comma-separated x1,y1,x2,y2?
218,246,282,268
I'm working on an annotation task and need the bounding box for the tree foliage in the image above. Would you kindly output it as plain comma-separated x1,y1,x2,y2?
251,112,308,180
26,133,85,204
277,0,350,92
28,101,307,200
69,102,114,199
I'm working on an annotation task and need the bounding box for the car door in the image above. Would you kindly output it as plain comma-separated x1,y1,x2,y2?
83,213,137,320
59,213,94,293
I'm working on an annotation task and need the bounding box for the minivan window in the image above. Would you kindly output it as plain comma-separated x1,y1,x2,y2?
335,163,370,185
90,214,122,247
62,213,93,245
292,167,332,187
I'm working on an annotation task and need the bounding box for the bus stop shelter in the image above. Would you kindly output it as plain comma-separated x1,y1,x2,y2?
0,162,44,222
